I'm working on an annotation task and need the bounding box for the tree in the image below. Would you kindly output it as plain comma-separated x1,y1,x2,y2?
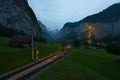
105,41,120,61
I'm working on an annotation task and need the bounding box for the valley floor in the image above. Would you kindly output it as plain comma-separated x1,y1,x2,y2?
33,48,120,80
0,37,62,75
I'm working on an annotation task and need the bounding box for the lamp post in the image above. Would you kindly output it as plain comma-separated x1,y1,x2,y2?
36,47,39,60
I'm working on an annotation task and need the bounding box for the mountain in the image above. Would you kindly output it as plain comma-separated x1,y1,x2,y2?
58,3,120,42
0,0,41,37
38,20,60,41
81,3,120,23
48,29,59,41
38,20,52,40
48,29,59,35
38,20,48,33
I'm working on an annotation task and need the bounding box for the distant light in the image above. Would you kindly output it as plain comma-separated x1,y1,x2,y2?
66,45,71,49
88,25,93,30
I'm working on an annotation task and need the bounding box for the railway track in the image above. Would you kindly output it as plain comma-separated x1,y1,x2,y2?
0,49,71,80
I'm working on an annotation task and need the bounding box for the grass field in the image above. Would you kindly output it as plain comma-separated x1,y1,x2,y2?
33,48,120,80
0,37,61,75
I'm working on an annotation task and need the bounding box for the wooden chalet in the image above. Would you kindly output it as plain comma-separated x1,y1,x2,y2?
10,35,32,47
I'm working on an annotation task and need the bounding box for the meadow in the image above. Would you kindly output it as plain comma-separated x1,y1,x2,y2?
0,37,61,75
33,48,120,80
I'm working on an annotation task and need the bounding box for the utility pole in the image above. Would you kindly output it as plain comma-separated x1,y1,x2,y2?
32,29,35,61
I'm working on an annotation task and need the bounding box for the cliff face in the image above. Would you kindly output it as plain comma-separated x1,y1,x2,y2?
38,20,48,33
0,0,41,36
58,23,78,40
79,21,120,40
38,20,50,39
59,20,120,41
58,3,120,41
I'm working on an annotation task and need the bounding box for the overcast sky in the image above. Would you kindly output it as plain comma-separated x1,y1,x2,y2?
28,0,120,30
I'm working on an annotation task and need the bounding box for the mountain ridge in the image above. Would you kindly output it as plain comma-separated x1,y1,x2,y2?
0,0,42,37
58,3,120,42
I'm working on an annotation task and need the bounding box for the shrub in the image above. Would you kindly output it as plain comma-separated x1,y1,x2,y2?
105,41,120,55
72,39,81,48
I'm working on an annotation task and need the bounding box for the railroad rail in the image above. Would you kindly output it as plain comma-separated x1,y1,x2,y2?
0,49,71,80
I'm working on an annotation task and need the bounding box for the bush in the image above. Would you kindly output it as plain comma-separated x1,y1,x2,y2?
105,41,120,55
72,39,81,48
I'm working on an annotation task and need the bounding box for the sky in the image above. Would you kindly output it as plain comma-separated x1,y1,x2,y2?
28,0,120,30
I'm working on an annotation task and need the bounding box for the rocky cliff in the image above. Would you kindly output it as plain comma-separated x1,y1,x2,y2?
38,20,48,33
38,20,50,40
0,0,41,36
58,3,120,41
